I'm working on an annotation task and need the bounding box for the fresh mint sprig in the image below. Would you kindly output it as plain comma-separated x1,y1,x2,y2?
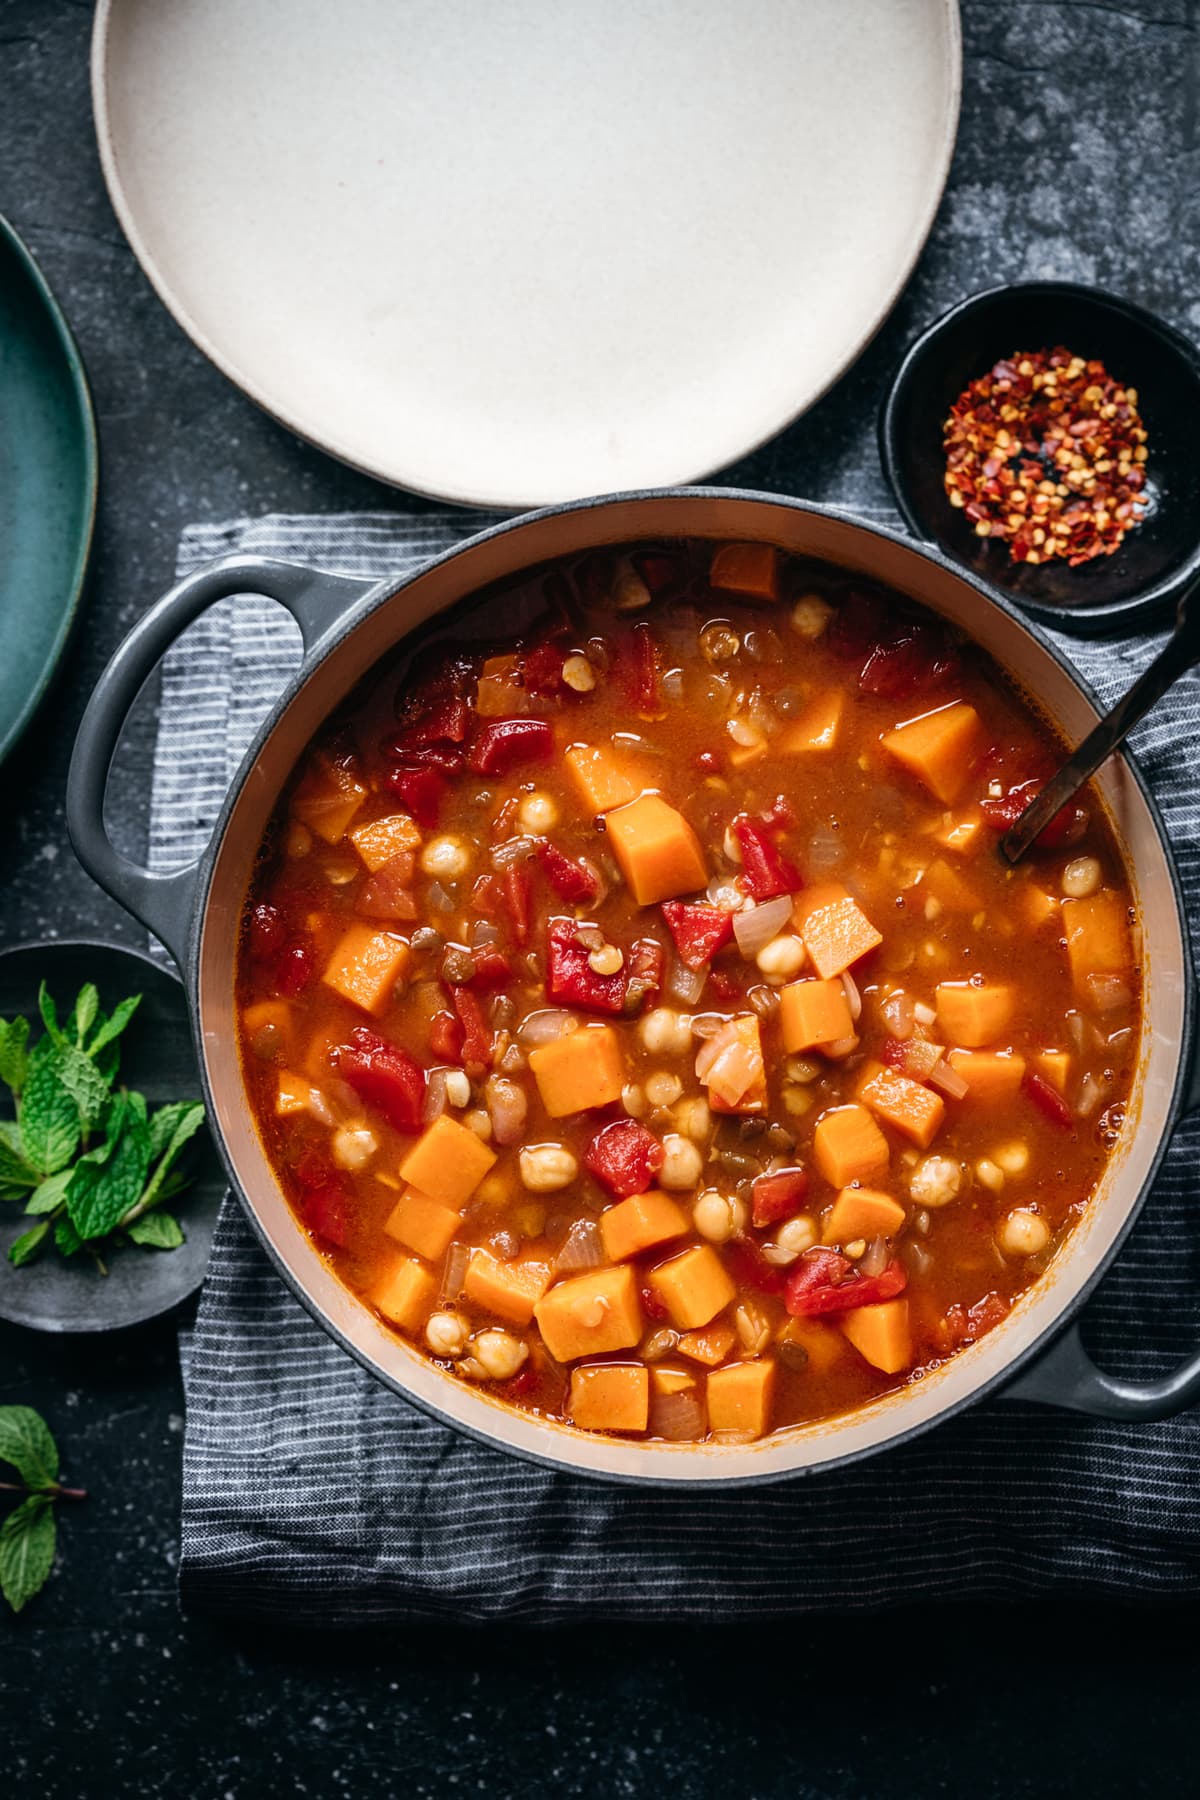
0,1406,83,1614
0,983,206,1270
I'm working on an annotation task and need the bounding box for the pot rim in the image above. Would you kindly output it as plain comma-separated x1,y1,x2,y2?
184,488,1195,1487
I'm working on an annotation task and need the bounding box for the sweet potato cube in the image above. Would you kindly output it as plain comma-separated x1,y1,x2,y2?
934,808,984,856
383,1186,461,1262
812,1104,890,1187
840,1297,912,1374
243,998,292,1039
779,690,843,754
710,541,780,600
1022,885,1060,930
1033,1049,1071,1094
475,654,528,717
936,981,1015,1047
813,1116,892,1200
605,793,707,906
564,742,640,815
599,1191,689,1262
947,1049,1026,1103
779,977,854,1052
857,1063,945,1149
567,1363,649,1433
464,1250,551,1326
919,858,977,914
349,813,423,872
792,883,882,979
291,758,368,844
322,925,411,1015
275,1071,328,1119
707,1359,776,1438
534,1264,643,1362
647,1245,736,1330
399,1114,497,1208
777,1316,847,1372
370,1255,438,1335
677,1322,738,1367
1061,892,1132,992
822,1186,906,1245
881,702,986,805
529,1024,624,1117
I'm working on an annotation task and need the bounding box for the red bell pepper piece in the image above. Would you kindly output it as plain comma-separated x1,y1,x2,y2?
627,620,659,711
750,1167,809,1230
468,717,555,776
981,779,1087,850
502,864,533,948
522,641,566,696
301,1179,354,1250
722,1235,786,1294
1023,1069,1074,1129
584,1119,664,1198
451,986,493,1072
385,765,447,829
275,938,315,998
429,1009,463,1062
337,1026,426,1134
546,917,627,1015
661,900,736,970
466,944,512,991
733,816,802,900
784,1249,908,1317
539,840,601,905
470,873,503,919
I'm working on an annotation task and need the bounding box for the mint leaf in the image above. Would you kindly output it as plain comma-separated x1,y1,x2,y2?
0,1405,59,1488
25,1170,73,1215
8,1220,51,1266
18,1055,80,1175
139,1102,206,1216
86,994,141,1062
126,1210,183,1250
0,1017,30,1095
66,1110,151,1240
147,1101,198,1163
55,1046,112,1136
36,983,66,1049
67,984,99,1049
0,1495,56,1613
54,1214,83,1257
0,1134,36,1201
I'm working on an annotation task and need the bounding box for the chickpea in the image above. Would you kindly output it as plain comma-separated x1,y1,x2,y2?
613,569,652,611
909,1154,962,1209
786,1055,823,1084
443,1069,471,1108
755,934,806,980
975,1157,1005,1194
463,1108,493,1141
790,594,833,638
692,1188,746,1243
468,1329,529,1381
763,1214,818,1264
424,1312,469,1358
518,1143,579,1192
645,1071,684,1109
285,821,313,858
673,1095,712,1144
639,1006,693,1057
330,1125,378,1172
621,1082,648,1118
517,791,559,834
561,653,596,692
998,1208,1050,1257
783,1086,815,1118
420,834,472,880
658,1133,705,1190
1062,856,1102,899
994,1141,1030,1176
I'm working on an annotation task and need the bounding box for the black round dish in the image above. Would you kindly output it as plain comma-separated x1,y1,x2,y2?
879,282,1200,634
0,939,222,1332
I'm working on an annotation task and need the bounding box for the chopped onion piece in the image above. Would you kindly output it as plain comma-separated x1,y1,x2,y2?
649,1387,707,1442
422,1068,449,1123
1086,973,1132,1013
706,876,744,910
733,895,793,957
485,1074,527,1146
841,970,862,1023
929,1059,969,1100
881,990,915,1038
517,1008,578,1046
490,835,538,869
667,957,707,1007
807,823,843,873
440,1242,470,1302
859,1236,890,1277
1076,1069,1112,1118
913,1000,937,1028
554,1218,603,1274
426,881,456,914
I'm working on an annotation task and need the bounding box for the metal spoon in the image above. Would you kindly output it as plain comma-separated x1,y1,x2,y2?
1001,578,1200,864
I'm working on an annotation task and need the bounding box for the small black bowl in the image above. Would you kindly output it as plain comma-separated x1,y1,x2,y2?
0,939,223,1332
879,282,1200,635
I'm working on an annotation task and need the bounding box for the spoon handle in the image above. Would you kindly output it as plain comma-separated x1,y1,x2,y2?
1000,582,1200,864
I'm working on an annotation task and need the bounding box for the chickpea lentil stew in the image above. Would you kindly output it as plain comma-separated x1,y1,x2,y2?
237,540,1140,1444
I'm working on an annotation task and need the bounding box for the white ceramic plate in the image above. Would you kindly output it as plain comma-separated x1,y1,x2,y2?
94,0,960,510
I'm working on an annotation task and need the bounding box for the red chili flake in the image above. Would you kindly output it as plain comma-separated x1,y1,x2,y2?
943,347,1149,566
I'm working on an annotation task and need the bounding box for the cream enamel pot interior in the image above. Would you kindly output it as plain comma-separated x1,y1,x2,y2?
66,493,1200,1486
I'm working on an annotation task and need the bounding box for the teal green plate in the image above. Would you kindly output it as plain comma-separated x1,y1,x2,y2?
0,216,98,763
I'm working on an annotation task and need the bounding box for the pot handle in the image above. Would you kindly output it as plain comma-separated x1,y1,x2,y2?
66,554,377,969
1000,1323,1200,1421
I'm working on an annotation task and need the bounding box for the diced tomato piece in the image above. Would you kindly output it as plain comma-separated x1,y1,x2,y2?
694,750,721,774
723,1235,786,1294
624,937,665,1012
828,589,890,661
634,551,682,594
539,840,601,905
627,620,659,711
708,968,743,1004
784,1249,908,1317
466,944,512,991
248,902,285,961
733,816,802,900
337,1026,426,1133
764,793,798,830
356,852,418,922
640,1283,669,1321
395,694,471,749
584,1119,664,1198
944,1290,1011,1348
981,779,1088,850
881,1036,941,1081
301,1180,354,1250
661,900,736,970
1023,1069,1074,1128
858,622,959,700
546,917,628,1015
502,864,534,948
468,718,555,776
751,1167,810,1230
522,640,566,697
471,873,504,920
452,986,493,1072
275,938,315,998
385,765,447,829
429,1009,463,1062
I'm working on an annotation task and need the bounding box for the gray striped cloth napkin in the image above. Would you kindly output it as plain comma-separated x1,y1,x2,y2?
153,511,1200,1623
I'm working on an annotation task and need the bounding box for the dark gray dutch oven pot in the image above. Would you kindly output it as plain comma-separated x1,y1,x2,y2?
66,491,1200,1486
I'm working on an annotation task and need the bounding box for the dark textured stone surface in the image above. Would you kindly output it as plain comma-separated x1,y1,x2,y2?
1,0,1198,1792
